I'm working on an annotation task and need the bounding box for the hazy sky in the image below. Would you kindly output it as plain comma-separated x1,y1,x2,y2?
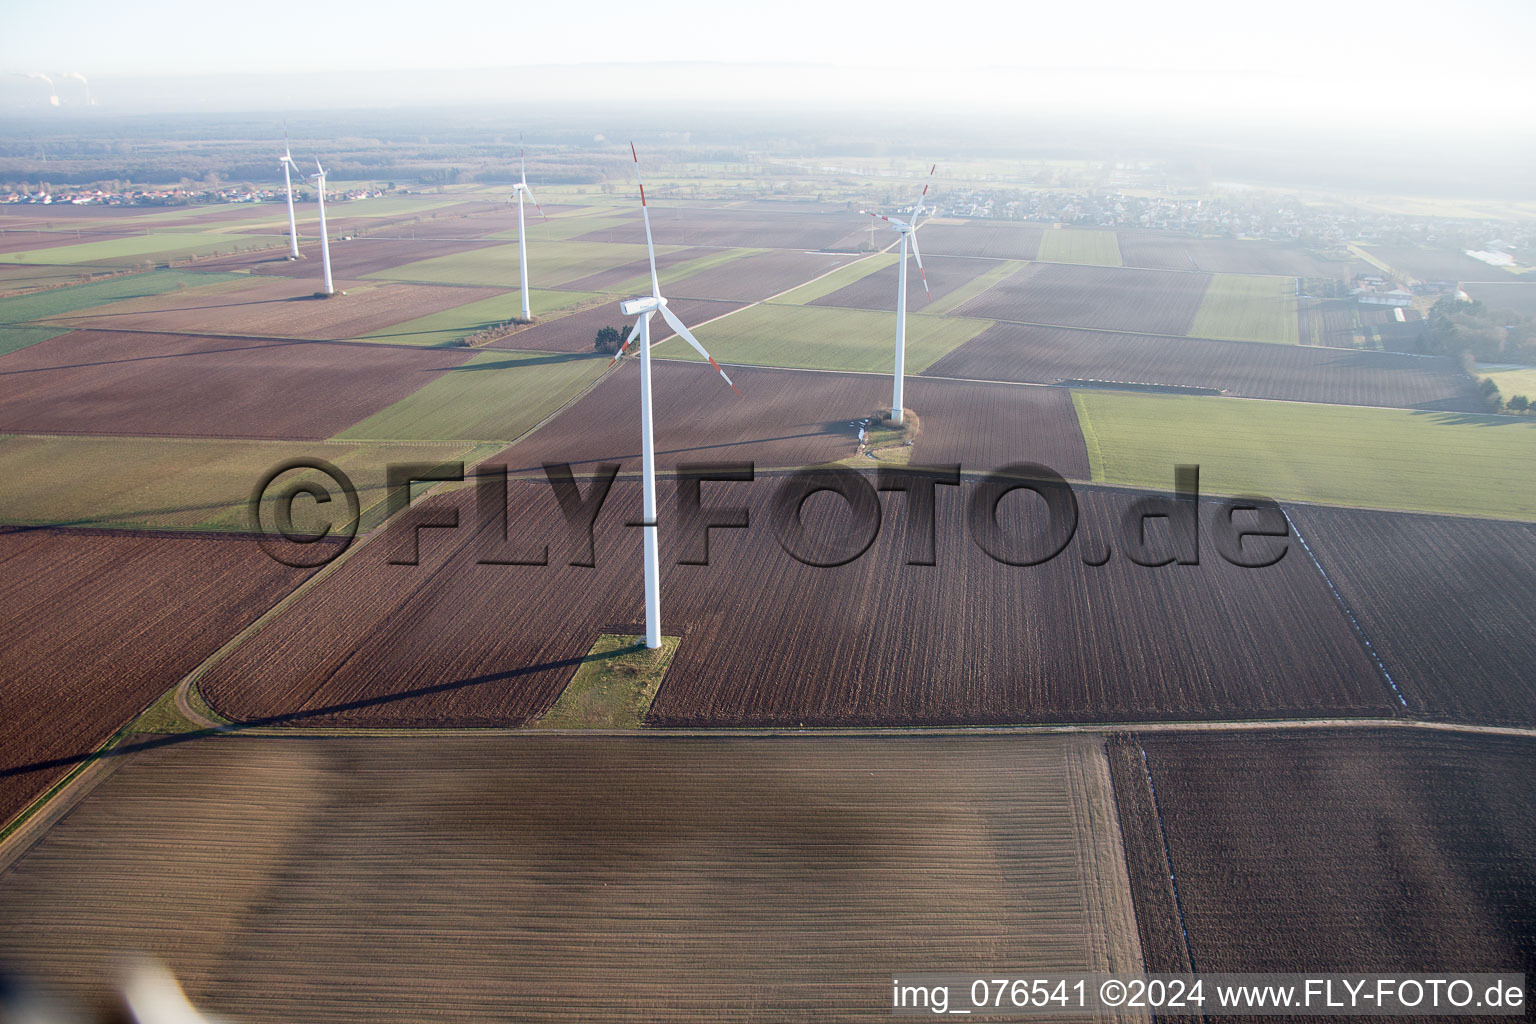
4,0,1533,127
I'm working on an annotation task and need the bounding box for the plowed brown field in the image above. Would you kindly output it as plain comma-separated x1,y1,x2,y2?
924,322,1480,410
0,330,475,438
0,528,315,827
955,263,1212,336
1112,730,1536,990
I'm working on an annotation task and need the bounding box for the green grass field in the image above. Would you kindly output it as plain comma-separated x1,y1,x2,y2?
1189,274,1300,345
532,634,681,729
334,350,611,441
0,270,243,324
0,232,287,266
1036,229,1123,267
0,435,484,533
1073,391,1536,520
366,239,668,289
660,302,988,373
0,324,72,357
767,252,897,305
1478,365,1536,402
363,289,602,346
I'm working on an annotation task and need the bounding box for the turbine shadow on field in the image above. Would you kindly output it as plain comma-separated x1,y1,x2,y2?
49,296,314,321
425,353,598,372
0,649,625,782
0,335,366,376
498,426,855,474
1410,410,1529,427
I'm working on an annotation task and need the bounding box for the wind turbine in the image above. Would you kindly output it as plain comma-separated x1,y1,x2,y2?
310,159,335,296
279,138,303,260
861,164,937,425
612,142,739,649
509,139,547,320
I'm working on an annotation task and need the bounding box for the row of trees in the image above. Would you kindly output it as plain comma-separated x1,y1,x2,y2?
1427,296,1536,364
1475,377,1535,415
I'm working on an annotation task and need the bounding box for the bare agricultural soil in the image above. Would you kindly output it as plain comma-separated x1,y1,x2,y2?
668,249,859,302
191,237,503,278
576,207,869,251
197,475,1394,729
924,322,1481,411
39,276,504,340
0,528,315,828
955,263,1212,337
915,222,1045,260
487,298,745,354
0,329,475,439
494,363,1090,477
808,254,998,312
0,734,1145,1023
1291,505,1536,727
553,246,712,293
1111,730,1536,1001
1117,232,1365,279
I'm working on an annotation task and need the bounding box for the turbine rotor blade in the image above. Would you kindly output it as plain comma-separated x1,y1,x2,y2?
609,316,645,367
909,163,937,229
908,228,931,301
659,304,739,395
523,185,549,221
631,142,661,297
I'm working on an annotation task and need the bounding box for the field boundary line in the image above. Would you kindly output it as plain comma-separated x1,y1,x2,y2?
170,359,627,729
647,236,902,354
1279,506,1411,709
113,716,1536,743
0,720,135,870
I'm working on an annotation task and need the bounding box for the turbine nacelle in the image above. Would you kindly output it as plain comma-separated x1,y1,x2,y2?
620,295,665,317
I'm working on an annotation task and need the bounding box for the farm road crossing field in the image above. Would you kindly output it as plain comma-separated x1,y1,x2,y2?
0,735,1145,1023
807,254,1000,312
0,330,482,439
665,248,859,302
0,435,479,532
1073,390,1536,520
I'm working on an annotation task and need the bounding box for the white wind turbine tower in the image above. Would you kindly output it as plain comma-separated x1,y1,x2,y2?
862,164,937,425
509,140,548,320
310,159,336,296
612,142,740,649
279,139,303,260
